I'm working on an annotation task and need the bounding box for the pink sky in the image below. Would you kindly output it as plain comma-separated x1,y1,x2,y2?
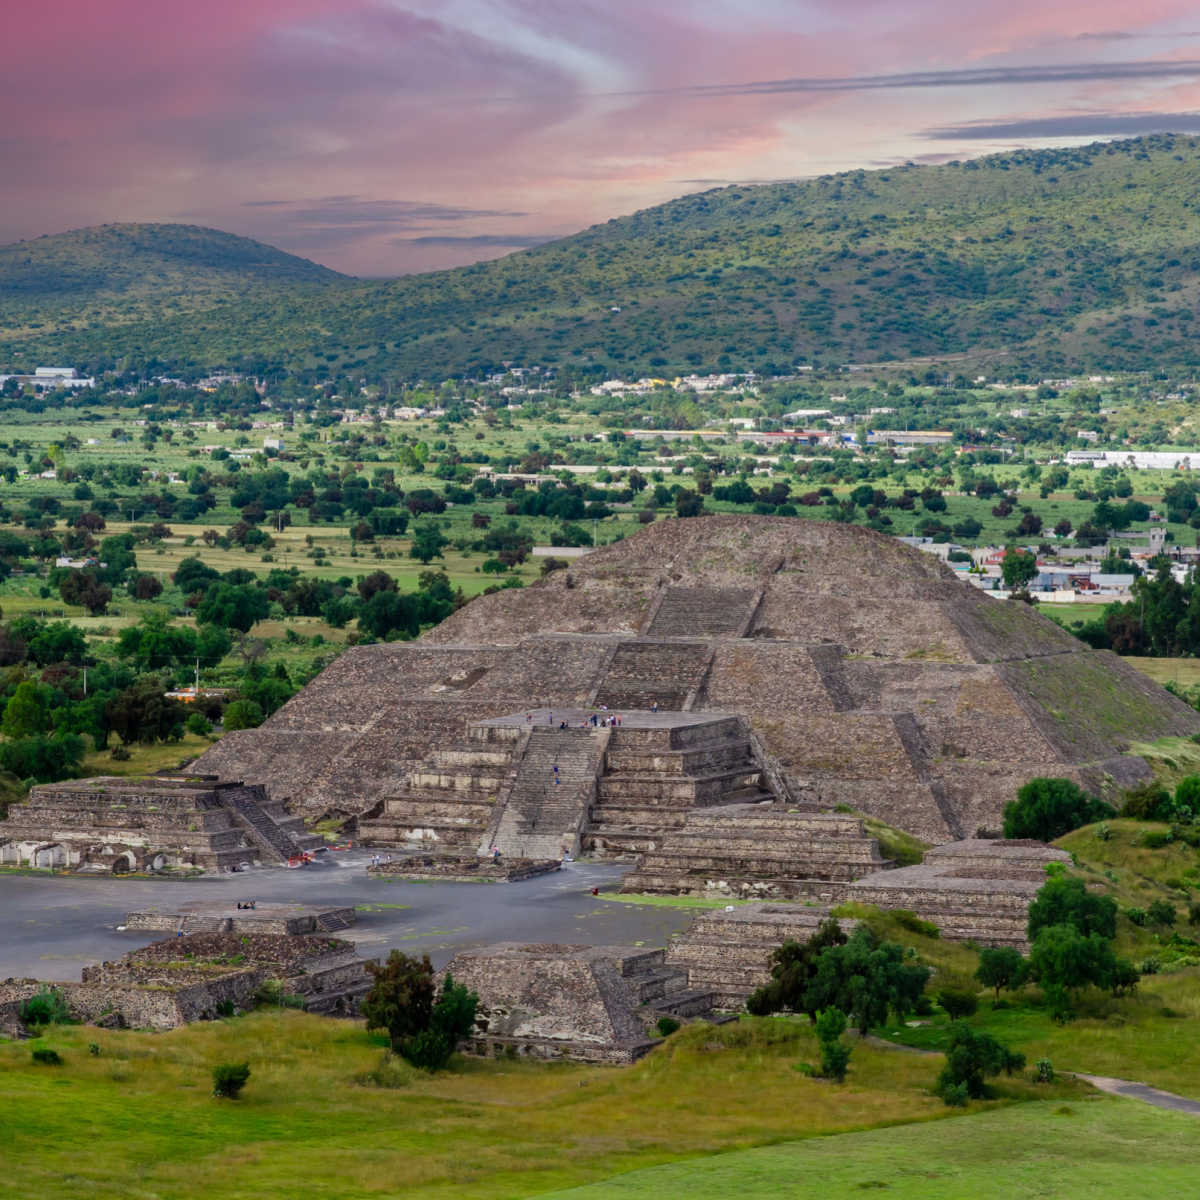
4,1,1200,275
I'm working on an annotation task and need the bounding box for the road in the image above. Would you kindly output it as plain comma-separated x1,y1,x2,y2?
0,852,697,979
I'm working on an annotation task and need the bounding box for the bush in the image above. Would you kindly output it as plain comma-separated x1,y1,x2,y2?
1141,830,1174,850
1147,899,1176,926
1189,902,1200,926
655,1016,681,1038
1120,780,1174,822
815,1006,851,1082
935,1024,1024,1104
1126,907,1148,927
20,987,70,1027
893,910,940,938
1034,1058,1055,1083
212,1062,251,1099
31,1047,62,1065
1003,777,1114,842
185,711,213,737
937,987,979,1020
222,699,264,731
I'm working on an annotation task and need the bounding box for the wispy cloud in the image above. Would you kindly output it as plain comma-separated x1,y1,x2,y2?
401,233,554,247
922,111,1200,139
617,58,1200,100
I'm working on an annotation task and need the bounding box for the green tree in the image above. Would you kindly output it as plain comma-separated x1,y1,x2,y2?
410,524,448,564
362,951,436,1054
196,583,269,633
1027,924,1118,1018
936,1024,1025,1104
1027,874,1117,942
2,681,52,738
1002,777,1113,842
1001,548,1038,592
936,987,979,1020
975,946,1027,1002
746,918,848,1020
222,699,264,731
105,679,187,745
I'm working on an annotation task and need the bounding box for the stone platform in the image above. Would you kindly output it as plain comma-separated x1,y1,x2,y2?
444,941,719,1064
0,931,372,1034
847,839,1071,951
366,855,561,883
124,900,357,935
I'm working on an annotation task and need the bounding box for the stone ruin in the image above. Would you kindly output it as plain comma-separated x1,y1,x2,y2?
198,516,1198,849
124,899,357,936
0,930,373,1037
443,942,723,1064
0,773,325,873
188,514,1195,966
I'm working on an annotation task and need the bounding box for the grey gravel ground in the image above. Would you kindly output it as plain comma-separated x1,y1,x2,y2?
0,851,698,979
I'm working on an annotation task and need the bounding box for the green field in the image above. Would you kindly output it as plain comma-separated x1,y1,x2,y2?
543,1099,1199,1199
1,1012,1083,1200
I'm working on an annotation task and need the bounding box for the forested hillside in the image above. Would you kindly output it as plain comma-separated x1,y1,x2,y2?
5,135,1200,377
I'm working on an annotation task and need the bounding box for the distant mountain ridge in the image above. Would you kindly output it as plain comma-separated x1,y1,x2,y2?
5,134,1200,376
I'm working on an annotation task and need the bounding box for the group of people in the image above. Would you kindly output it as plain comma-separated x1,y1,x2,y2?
235,900,256,910
523,709,626,729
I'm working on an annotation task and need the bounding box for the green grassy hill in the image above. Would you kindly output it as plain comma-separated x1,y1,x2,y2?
8,134,1200,376
0,223,346,352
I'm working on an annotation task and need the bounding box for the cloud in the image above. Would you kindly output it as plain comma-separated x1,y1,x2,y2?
400,233,555,247
921,111,1200,139
614,58,1200,100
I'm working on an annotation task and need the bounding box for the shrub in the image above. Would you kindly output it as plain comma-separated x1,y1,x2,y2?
815,1006,851,1082
1002,777,1114,842
1034,1058,1055,1083
655,1016,681,1038
1141,830,1174,850
89,1043,100,1057
354,1051,417,1089
1125,907,1148,927
20,987,70,1027
109,744,131,761
1120,780,1174,822
893,910,940,938
937,987,979,1020
31,1047,62,1065
1189,902,1200,926
185,711,213,737
222,699,264,732
253,979,307,1009
1147,899,1176,926
212,1062,251,1099
935,1024,1024,1104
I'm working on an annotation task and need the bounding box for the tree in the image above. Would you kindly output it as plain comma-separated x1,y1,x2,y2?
358,590,420,640
1027,924,1119,1017
975,946,1027,1002
0,733,84,782
805,925,931,1034
936,1024,1025,1104
2,682,52,738
362,951,436,1054
1027,874,1117,942
173,556,221,593
196,583,269,633
410,524,448,564
746,918,848,1019
1001,548,1038,593
105,679,187,745
1002,777,1113,842
58,569,112,616
130,574,163,601
403,973,480,1071
936,987,979,1020
674,489,704,518
222,699,264,731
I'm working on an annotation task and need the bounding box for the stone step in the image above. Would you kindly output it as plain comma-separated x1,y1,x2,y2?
627,966,690,1003
649,988,717,1018
620,871,851,902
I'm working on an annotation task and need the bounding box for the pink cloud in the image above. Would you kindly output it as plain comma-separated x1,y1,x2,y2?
3,1,1200,274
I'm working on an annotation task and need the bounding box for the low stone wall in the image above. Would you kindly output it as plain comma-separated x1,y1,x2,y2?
367,855,560,882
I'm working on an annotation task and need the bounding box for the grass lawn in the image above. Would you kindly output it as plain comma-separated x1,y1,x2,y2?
541,1098,1200,1199
1,1013,1080,1200
876,971,1200,1101
78,732,214,778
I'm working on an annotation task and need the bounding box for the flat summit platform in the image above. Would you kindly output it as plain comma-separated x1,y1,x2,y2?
124,900,356,935
479,708,737,730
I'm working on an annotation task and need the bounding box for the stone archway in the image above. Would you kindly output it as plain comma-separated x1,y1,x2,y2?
112,851,137,874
